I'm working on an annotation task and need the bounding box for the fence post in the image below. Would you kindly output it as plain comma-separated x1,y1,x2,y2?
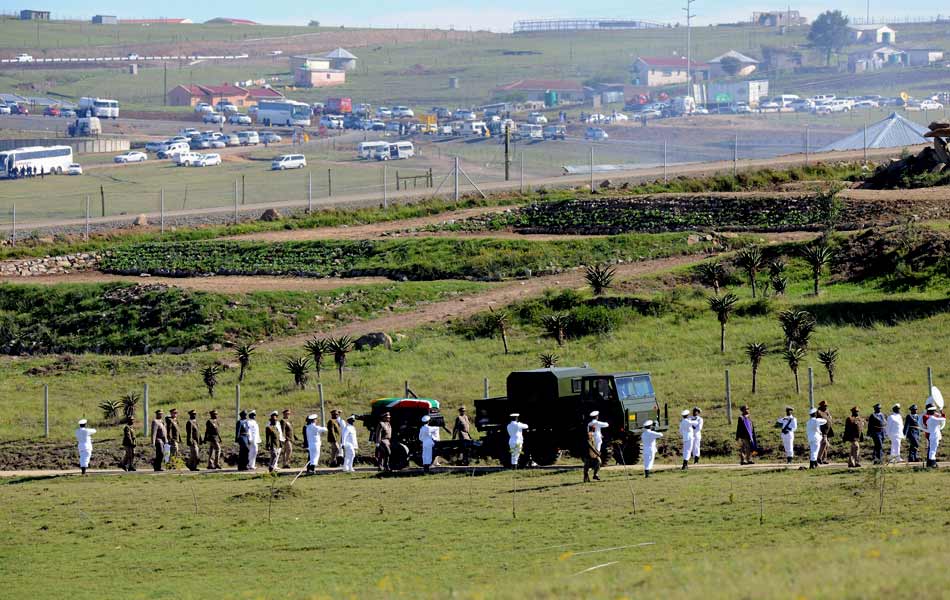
143,383,149,436
520,152,525,194
483,377,489,399
733,134,738,177
404,380,409,398
318,383,326,425
383,164,388,208
804,126,810,166
589,146,594,192
808,367,815,410
327,168,332,197
43,384,49,438
85,195,90,241
160,188,165,234
454,156,460,201
307,171,312,213
235,384,241,422
663,139,668,182
10,203,15,247
725,369,732,424
927,366,933,391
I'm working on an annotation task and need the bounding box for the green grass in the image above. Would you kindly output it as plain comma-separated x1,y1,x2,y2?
0,467,947,599
99,232,714,280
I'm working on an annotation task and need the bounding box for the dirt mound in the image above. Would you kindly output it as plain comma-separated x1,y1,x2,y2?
862,122,950,189
833,226,950,282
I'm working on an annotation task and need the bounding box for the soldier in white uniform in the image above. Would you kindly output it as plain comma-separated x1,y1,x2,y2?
341,415,358,472
587,410,608,453
775,406,798,464
885,403,905,463
925,405,946,468
304,414,328,475
641,420,663,478
678,410,694,470
690,407,704,464
507,413,529,469
419,415,438,474
806,408,827,469
75,419,96,475
246,410,261,470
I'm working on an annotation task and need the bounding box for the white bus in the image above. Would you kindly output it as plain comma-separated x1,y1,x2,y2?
357,141,389,159
0,145,73,178
78,97,120,119
375,141,414,161
256,99,312,127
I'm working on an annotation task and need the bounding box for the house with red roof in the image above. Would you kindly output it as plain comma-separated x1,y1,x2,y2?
166,83,282,107
493,79,587,103
631,56,709,87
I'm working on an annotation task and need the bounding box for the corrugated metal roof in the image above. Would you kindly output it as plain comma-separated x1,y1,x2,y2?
819,112,929,152
324,48,357,60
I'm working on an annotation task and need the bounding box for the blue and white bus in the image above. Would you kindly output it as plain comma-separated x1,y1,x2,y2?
0,145,73,178
256,99,312,127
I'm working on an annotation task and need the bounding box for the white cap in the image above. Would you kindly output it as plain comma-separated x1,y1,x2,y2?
681,410,690,417
892,403,901,410
510,413,520,418
78,419,87,426
248,409,256,416
269,411,279,417
589,410,599,417
643,420,654,428
307,414,318,420
421,415,431,423
809,408,818,415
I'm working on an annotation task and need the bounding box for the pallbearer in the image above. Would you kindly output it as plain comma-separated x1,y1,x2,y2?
641,420,663,478
690,407,704,464
303,414,327,475
341,415,358,473
866,404,886,465
776,407,797,464
885,404,904,463
185,409,201,471
507,413,529,469
679,410,694,471
75,419,96,475
925,405,946,468
204,410,222,470
247,410,261,470
806,408,827,469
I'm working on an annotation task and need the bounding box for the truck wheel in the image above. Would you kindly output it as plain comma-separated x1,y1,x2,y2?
530,446,560,466
389,443,410,471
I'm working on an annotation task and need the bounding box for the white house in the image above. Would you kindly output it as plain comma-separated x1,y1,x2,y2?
707,50,760,78
848,24,896,44
631,56,709,87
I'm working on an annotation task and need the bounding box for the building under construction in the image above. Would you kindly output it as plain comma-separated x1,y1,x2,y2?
513,19,667,34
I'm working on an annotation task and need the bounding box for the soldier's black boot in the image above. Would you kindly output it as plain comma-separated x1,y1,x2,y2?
809,460,816,469
681,460,688,470
693,456,699,464
644,470,650,478
786,457,792,464
81,467,86,475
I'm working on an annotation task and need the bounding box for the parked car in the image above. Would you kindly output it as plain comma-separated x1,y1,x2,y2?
127,53,140,60
758,101,781,111
190,137,211,149
195,103,214,114
43,106,61,117
634,109,662,120
693,106,709,115
215,102,238,114
371,120,387,131
260,131,282,144
433,107,452,119
853,99,879,109
734,102,752,114
271,154,307,170
194,153,221,167
376,106,393,118
585,127,608,141
15,53,33,63
228,113,252,125
393,106,415,118
543,125,566,140
608,112,629,122
66,163,83,175
0,104,10,115
181,127,201,137
203,112,224,124
237,131,260,145
527,112,548,124
210,139,227,149
10,104,28,115
455,110,477,121
157,142,190,159
919,99,944,111
225,134,241,147
144,140,167,152
60,108,76,118
174,151,202,166
114,151,147,163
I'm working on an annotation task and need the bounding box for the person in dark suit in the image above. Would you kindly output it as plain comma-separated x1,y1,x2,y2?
235,410,250,471
904,404,922,462
736,405,757,465
867,403,886,464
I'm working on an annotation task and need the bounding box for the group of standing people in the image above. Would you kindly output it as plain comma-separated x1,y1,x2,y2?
6,164,46,179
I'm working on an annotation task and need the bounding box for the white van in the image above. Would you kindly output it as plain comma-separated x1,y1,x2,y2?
271,154,307,170
518,123,543,140
175,151,202,166
773,94,800,108
358,141,390,159
237,131,260,146
157,141,190,159
375,141,415,161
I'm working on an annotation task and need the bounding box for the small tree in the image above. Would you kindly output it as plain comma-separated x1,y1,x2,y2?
778,309,816,351
202,365,219,398
735,246,764,298
285,356,312,390
327,336,353,382
719,55,743,77
707,293,740,353
818,348,839,384
308,20,321,27
304,337,329,379
800,242,835,296
808,10,850,66
541,313,570,346
745,342,768,394
99,399,121,421
487,308,511,354
121,391,140,420
539,352,559,368
772,276,789,296
235,343,255,382
783,346,807,394
696,260,726,295
585,264,616,296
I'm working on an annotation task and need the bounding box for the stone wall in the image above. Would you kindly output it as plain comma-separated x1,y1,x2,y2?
0,253,99,277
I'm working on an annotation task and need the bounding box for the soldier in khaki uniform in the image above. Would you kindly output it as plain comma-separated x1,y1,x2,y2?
375,412,393,472
265,411,283,472
280,409,296,468
166,408,182,458
121,415,137,471
204,409,222,469
150,409,168,472
327,409,343,467
185,409,201,471
452,406,473,465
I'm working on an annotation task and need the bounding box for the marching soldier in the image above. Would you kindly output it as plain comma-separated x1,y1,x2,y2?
327,409,342,467
886,403,904,463
204,409,222,470
185,409,201,471
280,409,296,469
419,415,438,474
690,407,704,464
375,412,393,472
507,413,529,469
247,410,261,470
166,408,182,459
583,423,601,482
235,410,250,471
120,415,137,471
303,414,328,474
842,406,863,468
342,415,359,473
452,406,472,465
265,412,283,472
925,405,946,468
904,404,922,462
641,420,663,478
867,403,886,465
150,409,168,472
776,406,797,464
679,409,694,470
806,408,827,469
75,419,96,475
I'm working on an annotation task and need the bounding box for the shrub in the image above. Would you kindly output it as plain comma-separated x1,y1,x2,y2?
565,305,620,337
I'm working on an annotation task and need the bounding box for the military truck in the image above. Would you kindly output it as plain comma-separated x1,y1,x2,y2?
474,367,667,466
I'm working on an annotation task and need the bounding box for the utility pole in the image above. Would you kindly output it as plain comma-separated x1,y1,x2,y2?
163,62,167,106
504,124,511,181
683,0,696,98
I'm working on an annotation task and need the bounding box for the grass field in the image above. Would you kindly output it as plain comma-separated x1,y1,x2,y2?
1,466,947,599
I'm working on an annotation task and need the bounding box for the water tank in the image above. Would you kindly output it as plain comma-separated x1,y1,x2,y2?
544,90,558,107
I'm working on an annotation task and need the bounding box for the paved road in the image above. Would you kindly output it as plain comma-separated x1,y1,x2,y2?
5,144,920,233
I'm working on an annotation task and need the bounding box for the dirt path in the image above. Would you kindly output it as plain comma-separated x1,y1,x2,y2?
7,273,393,293
260,254,706,349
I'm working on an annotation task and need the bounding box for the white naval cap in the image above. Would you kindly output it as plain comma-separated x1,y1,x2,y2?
248,409,256,416
78,419,87,425
681,409,690,417
589,410,599,417
421,415,431,423
269,411,279,417
892,403,901,410
307,414,318,420
809,408,818,415
643,420,654,428
509,413,520,418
